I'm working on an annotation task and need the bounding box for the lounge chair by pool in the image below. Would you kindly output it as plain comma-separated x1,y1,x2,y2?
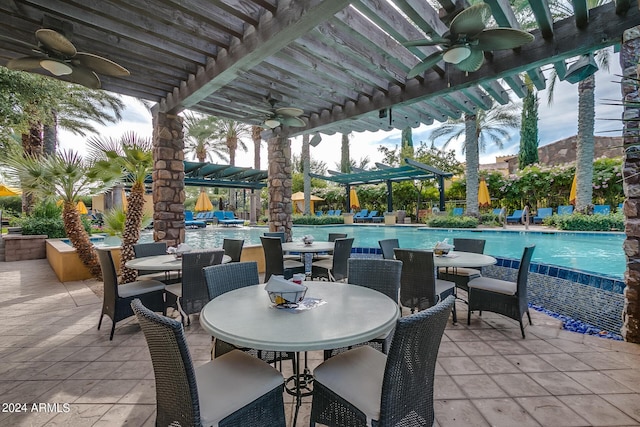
558,205,574,215
184,211,206,228
506,209,524,224
213,211,244,226
353,209,369,222
593,205,610,215
533,207,553,224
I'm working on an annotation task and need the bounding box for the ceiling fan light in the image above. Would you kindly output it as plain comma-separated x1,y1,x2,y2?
40,59,72,76
264,119,281,128
443,46,471,64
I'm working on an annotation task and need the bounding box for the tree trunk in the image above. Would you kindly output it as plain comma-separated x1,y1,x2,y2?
252,126,262,169
302,134,311,215
43,112,57,155
465,114,480,216
63,201,102,279
340,133,350,173
21,122,44,215
576,74,595,213
119,181,146,283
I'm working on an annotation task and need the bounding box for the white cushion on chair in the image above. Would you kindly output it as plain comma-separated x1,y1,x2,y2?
311,258,333,270
435,279,455,296
164,283,182,297
284,259,304,269
438,267,481,277
197,349,284,426
314,345,386,423
468,277,516,295
117,280,165,298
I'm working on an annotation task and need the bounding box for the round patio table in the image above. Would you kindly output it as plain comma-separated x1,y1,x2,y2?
433,251,496,268
125,253,231,271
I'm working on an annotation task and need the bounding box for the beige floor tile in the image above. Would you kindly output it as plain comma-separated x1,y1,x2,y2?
456,341,498,356
601,369,640,393
435,399,490,427
488,340,531,355
39,361,90,380
491,373,550,397
471,398,541,427
0,406,59,427
109,360,154,380
528,372,591,395
558,395,637,426
565,371,634,394
74,379,140,404
571,351,636,370
445,329,482,341
515,396,589,426
1,380,62,403
438,342,466,357
118,379,156,404
434,376,467,400
537,353,592,371
519,339,564,354
37,379,101,403
438,357,484,375
544,338,593,353
451,374,508,398
600,393,640,423
41,403,112,427
473,355,521,374
93,403,155,426
506,354,558,373
473,329,511,341
63,346,112,362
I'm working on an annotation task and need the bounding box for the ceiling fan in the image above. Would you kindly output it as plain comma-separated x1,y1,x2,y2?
3,28,129,89
404,3,534,78
259,98,306,128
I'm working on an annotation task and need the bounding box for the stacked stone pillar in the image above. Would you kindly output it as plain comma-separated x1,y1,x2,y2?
621,26,640,343
267,135,293,241
152,112,185,247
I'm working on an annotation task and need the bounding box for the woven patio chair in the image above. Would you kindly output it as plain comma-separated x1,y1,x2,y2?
378,238,399,259
96,248,165,340
438,238,486,297
324,258,402,359
394,248,457,322
133,241,178,283
468,245,536,338
222,238,244,262
261,236,304,281
311,238,354,281
263,231,299,260
315,232,348,260
131,299,286,427
165,250,224,325
310,296,454,427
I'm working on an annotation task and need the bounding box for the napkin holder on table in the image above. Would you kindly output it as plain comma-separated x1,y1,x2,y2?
265,275,307,307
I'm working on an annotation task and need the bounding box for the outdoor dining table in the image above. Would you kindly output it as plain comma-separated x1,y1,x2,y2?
281,241,335,271
199,280,399,426
432,251,497,269
124,253,231,271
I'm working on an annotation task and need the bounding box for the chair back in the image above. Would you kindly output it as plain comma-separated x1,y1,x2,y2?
558,205,574,215
96,248,120,305
394,249,437,312
185,211,194,221
222,238,244,262
330,238,354,281
380,296,454,426
452,207,463,216
133,242,167,258
204,262,260,300
180,250,225,315
131,299,200,426
327,233,347,242
263,232,286,243
516,245,536,301
260,236,286,281
378,239,400,259
347,258,402,303
452,238,485,254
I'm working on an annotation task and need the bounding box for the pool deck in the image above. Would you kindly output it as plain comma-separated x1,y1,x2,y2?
1,259,639,426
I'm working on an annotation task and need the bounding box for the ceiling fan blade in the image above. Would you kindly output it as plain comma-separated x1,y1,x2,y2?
403,37,450,47
450,4,491,38
407,51,444,79
74,52,130,76
455,48,485,72
35,29,76,56
67,65,101,89
279,116,306,127
275,107,303,117
476,28,535,51
7,56,44,71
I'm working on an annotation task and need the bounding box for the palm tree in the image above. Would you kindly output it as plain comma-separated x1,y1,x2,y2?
1,148,118,278
430,106,520,215
87,132,155,283
251,126,263,169
340,133,351,173
214,118,250,166
302,134,311,215
183,112,228,163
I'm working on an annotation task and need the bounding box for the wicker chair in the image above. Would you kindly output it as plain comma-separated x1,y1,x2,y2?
222,238,244,262
468,245,536,338
315,233,348,260
311,238,354,281
324,258,402,359
260,236,304,281
263,231,298,260
394,248,457,322
310,296,455,427
96,248,165,340
133,241,177,283
438,238,486,296
165,250,225,325
378,238,399,260
131,299,286,427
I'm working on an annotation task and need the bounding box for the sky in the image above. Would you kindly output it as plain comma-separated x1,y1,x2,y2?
58,51,624,171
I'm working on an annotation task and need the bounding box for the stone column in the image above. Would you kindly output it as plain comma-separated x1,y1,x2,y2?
621,26,640,343
267,135,293,241
152,112,185,247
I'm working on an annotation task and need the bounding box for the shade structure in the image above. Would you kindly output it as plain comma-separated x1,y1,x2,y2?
195,191,214,212
478,179,491,208
569,174,577,205
76,200,88,215
291,191,324,214
0,185,20,196
349,188,360,209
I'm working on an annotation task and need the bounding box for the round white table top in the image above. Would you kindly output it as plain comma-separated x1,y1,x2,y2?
125,253,231,271
281,241,335,253
200,281,399,352
433,251,496,268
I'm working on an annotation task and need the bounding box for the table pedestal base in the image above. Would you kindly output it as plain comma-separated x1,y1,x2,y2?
285,352,313,426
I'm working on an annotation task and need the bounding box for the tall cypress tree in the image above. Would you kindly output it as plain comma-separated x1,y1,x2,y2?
401,126,414,159
518,78,539,169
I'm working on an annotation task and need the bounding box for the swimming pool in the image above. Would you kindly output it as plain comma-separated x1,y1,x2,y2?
134,225,625,278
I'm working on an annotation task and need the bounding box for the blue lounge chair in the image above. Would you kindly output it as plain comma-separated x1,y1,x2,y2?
558,205,574,215
184,211,206,228
195,212,207,220
212,211,242,226
506,209,524,224
353,209,369,222
452,207,463,216
334,209,341,216
361,210,379,222
327,210,335,216
533,207,553,224
492,208,504,216
204,211,216,224
316,211,323,217
618,203,624,212
593,205,610,215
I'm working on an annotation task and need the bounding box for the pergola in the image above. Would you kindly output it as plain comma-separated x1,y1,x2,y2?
310,158,453,212
1,1,640,342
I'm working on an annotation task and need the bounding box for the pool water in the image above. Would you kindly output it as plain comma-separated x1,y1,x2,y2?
135,225,625,278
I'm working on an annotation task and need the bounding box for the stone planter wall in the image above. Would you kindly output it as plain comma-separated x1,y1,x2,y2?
2,234,47,261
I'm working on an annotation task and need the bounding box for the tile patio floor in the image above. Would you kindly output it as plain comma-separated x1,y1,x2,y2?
1,259,639,426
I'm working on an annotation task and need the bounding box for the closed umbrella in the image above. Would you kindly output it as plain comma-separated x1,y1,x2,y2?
349,188,360,209
195,191,214,212
76,200,88,215
478,179,491,208
569,174,577,205
0,185,19,196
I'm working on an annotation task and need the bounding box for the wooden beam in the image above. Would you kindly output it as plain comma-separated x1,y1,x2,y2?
443,92,477,115
554,61,568,80
503,74,528,98
528,0,554,39
572,0,589,28
616,0,631,15
160,0,352,113
483,0,521,28
391,0,450,37
462,86,494,110
427,97,461,119
480,81,510,105
526,68,547,90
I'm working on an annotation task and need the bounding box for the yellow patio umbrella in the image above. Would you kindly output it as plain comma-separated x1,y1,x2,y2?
0,185,20,196
349,187,360,209
195,190,214,212
478,179,491,208
76,200,88,215
291,191,324,214
569,174,577,205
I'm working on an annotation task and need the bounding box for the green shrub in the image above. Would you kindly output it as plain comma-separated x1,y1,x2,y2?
19,217,66,238
553,212,624,231
479,212,501,226
292,214,344,225
426,216,479,228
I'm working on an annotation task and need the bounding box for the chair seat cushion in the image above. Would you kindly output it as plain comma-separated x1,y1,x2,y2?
468,276,516,296
118,280,165,298
436,279,455,297
164,283,182,298
314,345,386,423
438,267,481,277
284,259,304,269
311,258,333,270
137,272,169,282
196,349,284,426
